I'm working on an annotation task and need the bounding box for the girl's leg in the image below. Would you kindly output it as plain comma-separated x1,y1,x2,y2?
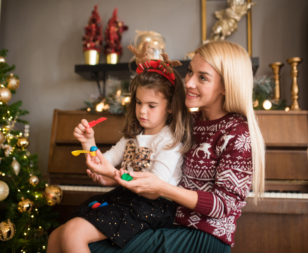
60,217,107,253
47,225,64,253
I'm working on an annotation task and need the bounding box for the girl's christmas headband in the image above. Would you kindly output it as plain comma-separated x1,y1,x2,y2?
128,42,182,86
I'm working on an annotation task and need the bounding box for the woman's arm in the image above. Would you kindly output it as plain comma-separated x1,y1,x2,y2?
114,169,198,209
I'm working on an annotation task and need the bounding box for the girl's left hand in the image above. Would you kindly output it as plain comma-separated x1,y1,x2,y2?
86,150,116,178
114,169,163,199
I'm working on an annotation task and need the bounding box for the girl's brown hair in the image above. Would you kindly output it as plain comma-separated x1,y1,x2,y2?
122,70,192,154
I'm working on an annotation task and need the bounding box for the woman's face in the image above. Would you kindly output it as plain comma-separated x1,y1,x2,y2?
185,53,225,110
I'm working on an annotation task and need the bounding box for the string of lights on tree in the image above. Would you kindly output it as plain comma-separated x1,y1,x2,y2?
0,50,62,253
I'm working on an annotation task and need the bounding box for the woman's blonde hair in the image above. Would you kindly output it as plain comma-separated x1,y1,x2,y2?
195,41,265,204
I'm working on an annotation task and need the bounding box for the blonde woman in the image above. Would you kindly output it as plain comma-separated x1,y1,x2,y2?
87,41,265,253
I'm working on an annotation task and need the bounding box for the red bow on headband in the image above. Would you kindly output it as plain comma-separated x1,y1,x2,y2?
128,42,182,86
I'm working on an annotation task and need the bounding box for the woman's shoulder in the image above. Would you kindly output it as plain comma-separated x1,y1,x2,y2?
223,113,249,134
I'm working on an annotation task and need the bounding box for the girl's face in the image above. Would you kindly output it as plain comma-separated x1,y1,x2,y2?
185,53,225,110
135,86,170,135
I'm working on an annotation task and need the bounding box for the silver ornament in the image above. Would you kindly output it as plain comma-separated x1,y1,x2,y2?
29,175,39,186
11,158,20,176
0,181,9,201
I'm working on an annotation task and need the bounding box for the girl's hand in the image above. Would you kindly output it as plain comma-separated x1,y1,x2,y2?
114,169,163,199
86,169,118,187
73,119,94,144
86,150,116,178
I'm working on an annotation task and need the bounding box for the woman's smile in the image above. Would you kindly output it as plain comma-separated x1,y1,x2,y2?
186,91,200,99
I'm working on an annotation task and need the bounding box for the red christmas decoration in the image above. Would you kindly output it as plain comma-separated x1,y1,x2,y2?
104,8,128,56
82,5,103,52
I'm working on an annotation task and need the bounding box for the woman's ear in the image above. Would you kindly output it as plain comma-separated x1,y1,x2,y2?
221,81,226,96
221,88,226,96
167,109,172,114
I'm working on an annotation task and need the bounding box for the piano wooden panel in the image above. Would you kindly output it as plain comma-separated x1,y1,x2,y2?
256,111,308,147
233,213,308,253
265,149,308,180
55,111,125,144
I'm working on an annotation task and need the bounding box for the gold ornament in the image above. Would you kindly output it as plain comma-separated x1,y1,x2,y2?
269,62,284,102
0,87,12,103
0,56,5,64
2,125,11,134
29,175,39,186
16,137,29,149
18,198,34,213
6,74,20,90
84,50,100,65
44,185,63,206
11,158,20,176
0,181,9,201
106,53,118,64
0,131,5,144
287,57,302,110
135,30,165,60
0,219,16,241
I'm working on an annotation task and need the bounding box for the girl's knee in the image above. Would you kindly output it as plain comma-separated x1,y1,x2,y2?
61,218,86,240
49,225,63,242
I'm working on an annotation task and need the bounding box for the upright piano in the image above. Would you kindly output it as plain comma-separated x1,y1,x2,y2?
48,110,308,252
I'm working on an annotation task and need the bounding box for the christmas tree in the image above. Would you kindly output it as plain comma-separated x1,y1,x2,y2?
0,49,60,252
82,5,103,53
104,8,128,56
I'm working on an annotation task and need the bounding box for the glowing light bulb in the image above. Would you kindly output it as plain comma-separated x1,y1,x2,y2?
285,107,290,111
190,108,199,112
95,102,104,112
262,100,272,110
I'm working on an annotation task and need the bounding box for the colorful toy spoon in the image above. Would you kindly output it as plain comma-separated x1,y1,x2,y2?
71,146,98,157
88,117,107,128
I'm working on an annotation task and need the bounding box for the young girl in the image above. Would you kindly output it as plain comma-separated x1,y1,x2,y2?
47,46,192,253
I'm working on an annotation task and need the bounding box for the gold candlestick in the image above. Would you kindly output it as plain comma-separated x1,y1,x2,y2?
269,62,284,102
287,57,302,110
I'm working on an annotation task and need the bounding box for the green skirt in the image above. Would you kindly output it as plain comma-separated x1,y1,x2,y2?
89,225,231,253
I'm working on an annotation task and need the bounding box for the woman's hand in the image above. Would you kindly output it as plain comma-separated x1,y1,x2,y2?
73,119,94,145
114,169,163,199
86,150,116,178
86,169,118,187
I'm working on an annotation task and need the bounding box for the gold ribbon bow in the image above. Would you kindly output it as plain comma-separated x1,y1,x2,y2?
122,140,153,171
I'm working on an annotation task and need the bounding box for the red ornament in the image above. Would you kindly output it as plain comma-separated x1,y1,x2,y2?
82,5,103,52
104,8,128,56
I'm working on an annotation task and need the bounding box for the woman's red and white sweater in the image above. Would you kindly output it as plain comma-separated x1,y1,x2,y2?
175,112,252,247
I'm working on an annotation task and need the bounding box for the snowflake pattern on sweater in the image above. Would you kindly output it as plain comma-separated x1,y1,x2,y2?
175,112,252,247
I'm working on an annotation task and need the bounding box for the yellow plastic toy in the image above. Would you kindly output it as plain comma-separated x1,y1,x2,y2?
71,146,98,157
